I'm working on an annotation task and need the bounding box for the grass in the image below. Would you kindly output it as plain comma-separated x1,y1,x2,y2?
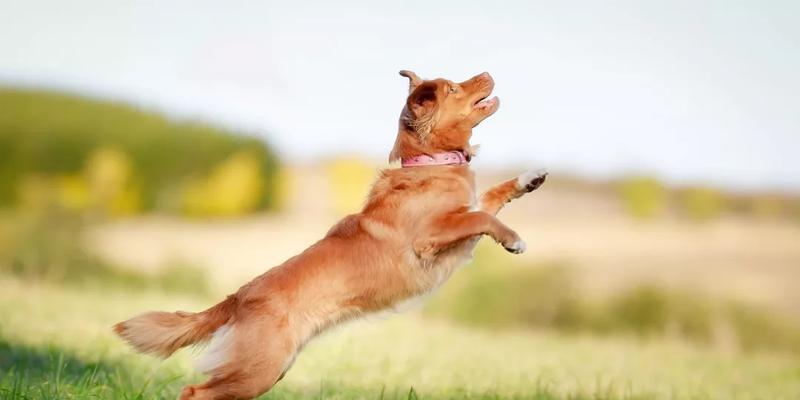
1,278,799,399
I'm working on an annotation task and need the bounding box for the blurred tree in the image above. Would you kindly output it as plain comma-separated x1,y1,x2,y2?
17,175,53,211
680,187,725,222
85,147,140,215
0,88,280,216
618,176,666,219
326,157,374,215
182,150,264,217
55,174,90,212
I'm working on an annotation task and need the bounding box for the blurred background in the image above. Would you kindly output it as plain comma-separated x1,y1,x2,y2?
1,1,799,399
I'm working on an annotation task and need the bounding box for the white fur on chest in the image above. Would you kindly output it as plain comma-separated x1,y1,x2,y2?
394,235,479,315
411,191,480,294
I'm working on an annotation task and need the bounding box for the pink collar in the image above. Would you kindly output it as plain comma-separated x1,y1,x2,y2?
401,151,470,168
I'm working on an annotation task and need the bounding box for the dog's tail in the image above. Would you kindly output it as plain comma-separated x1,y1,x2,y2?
113,295,237,358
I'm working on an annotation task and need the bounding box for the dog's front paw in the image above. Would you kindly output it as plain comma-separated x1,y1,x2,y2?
503,239,527,254
516,169,548,193
413,240,438,260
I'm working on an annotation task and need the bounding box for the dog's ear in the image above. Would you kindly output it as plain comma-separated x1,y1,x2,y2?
402,81,438,139
408,83,437,118
399,70,422,93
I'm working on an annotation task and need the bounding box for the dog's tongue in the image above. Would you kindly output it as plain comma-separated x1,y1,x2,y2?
474,96,497,109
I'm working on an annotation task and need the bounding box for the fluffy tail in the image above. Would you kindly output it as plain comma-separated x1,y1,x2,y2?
113,295,237,358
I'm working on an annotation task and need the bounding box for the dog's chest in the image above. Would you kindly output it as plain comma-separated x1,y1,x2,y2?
410,195,481,295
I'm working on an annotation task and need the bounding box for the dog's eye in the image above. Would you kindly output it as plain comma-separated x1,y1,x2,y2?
449,86,457,94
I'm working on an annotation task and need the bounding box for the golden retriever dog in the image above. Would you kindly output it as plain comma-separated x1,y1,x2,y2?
114,70,547,400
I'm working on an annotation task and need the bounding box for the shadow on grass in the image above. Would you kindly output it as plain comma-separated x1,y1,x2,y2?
1,338,103,398
0,337,186,399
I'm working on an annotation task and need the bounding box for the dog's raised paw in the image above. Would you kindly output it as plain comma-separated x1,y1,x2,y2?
503,239,527,254
516,169,548,193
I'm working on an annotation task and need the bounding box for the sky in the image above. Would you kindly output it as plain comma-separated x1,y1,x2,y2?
1,0,798,192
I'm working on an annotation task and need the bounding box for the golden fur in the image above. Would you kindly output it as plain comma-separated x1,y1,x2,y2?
114,71,547,400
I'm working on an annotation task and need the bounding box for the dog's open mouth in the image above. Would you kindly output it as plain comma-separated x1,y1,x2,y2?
473,95,498,109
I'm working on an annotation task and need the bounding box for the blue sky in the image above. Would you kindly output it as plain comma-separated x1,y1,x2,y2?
1,0,798,191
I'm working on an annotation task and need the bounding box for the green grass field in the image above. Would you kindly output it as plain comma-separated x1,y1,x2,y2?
1,277,798,400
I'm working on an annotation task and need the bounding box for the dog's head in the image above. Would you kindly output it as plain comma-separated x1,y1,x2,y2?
389,71,499,162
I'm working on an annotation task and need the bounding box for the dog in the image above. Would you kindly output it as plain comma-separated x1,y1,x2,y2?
114,70,547,400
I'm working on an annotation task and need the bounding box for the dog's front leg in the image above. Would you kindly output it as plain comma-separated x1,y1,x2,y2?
479,170,547,216
413,211,525,259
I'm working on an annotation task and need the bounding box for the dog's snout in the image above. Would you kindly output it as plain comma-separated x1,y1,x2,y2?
472,72,494,88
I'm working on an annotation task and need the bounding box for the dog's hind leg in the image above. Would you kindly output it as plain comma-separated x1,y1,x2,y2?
178,318,297,400
479,169,547,215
